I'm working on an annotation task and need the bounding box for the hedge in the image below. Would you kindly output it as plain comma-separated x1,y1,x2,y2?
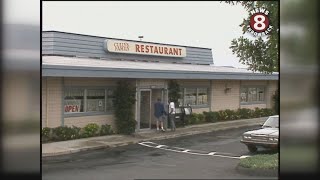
185,108,275,126
42,123,114,143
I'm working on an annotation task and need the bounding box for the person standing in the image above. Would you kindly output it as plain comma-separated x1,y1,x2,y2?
154,98,166,132
168,98,176,131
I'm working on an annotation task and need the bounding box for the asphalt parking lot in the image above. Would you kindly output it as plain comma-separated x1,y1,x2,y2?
42,125,278,180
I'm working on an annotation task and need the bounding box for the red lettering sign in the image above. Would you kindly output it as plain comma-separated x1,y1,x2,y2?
136,44,140,52
64,105,80,112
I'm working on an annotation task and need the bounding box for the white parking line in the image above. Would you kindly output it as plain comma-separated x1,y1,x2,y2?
138,141,251,160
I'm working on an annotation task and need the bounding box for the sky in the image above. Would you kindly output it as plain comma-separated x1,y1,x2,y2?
42,1,250,68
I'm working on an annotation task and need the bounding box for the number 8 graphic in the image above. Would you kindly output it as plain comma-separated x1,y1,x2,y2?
254,15,266,31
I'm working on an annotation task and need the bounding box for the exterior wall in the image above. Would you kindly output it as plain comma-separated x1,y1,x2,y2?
192,108,210,114
211,80,240,111
64,115,115,129
42,31,213,65
240,104,267,109
266,80,278,109
42,78,47,128
138,79,166,88
46,77,63,128
64,77,117,87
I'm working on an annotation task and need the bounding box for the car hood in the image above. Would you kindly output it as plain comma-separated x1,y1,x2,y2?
244,128,278,136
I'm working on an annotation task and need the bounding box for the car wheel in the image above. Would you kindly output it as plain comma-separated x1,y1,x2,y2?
247,145,257,153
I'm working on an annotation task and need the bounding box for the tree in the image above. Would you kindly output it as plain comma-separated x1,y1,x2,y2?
168,80,181,106
224,1,279,74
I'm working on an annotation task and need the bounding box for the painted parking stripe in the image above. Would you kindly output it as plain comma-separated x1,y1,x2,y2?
138,141,251,159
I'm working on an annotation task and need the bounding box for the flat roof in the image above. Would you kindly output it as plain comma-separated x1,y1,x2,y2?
42,56,279,80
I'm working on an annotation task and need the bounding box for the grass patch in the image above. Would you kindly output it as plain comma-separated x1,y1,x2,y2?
239,153,278,170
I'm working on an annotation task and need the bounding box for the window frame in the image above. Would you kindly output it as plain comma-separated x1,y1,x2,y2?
64,86,115,117
240,85,266,105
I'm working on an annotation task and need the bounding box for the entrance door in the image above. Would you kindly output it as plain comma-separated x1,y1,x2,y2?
139,90,151,129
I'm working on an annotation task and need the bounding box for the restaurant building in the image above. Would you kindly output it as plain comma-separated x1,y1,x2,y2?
42,31,278,131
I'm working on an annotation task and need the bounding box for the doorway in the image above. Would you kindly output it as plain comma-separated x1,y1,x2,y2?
139,90,151,129
138,88,168,130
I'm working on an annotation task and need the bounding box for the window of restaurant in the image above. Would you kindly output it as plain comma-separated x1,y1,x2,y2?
240,86,265,104
64,87,114,115
179,87,209,107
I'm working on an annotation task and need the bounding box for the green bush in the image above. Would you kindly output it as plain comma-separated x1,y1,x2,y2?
42,127,51,142
197,114,205,123
217,110,228,120
51,126,80,141
82,123,100,138
100,124,114,135
224,109,239,120
252,107,262,118
237,108,253,119
113,81,137,135
260,108,275,117
204,111,218,122
188,113,198,125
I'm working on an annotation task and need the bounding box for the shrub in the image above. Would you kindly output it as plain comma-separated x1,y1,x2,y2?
188,113,198,125
197,114,205,123
204,111,217,122
224,109,239,120
237,108,253,119
51,126,80,141
217,110,228,120
252,107,262,118
42,127,51,142
100,124,114,135
260,108,274,117
113,81,137,135
82,123,100,138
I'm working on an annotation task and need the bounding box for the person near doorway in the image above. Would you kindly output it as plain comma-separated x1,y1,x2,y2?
154,98,166,132
168,98,176,131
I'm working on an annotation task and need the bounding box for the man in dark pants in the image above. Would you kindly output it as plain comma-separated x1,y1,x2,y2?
154,98,166,131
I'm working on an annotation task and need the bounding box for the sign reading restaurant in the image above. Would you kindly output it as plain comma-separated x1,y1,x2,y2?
105,40,186,57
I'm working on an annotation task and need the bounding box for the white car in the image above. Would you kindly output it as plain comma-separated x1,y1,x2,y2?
240,115,279,152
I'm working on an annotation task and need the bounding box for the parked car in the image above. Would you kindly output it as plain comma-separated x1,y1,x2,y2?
240,115,279,152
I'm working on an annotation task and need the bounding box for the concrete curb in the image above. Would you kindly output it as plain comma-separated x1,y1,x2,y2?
236,164,278,177
42,119,264,158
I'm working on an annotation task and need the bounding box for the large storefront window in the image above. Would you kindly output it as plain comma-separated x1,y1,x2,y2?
64,88,114,114
241,86,265,103
197,88,208,105
179,87,209,106
64,89,84,113
240,87,247,103
185,88,197,105
86,89,105,112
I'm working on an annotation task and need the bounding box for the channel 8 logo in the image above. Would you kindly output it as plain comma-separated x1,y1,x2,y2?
250,13,270,33
247,8,273,36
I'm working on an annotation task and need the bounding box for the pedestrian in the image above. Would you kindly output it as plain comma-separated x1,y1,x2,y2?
154,98,166,132
168,98,176,131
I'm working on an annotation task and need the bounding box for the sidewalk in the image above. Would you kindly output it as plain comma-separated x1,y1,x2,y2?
42,117,267,158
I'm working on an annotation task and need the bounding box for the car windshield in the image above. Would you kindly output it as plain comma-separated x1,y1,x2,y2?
262,116,279,128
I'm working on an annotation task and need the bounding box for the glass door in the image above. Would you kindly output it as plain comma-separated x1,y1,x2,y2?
139,90,151,129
